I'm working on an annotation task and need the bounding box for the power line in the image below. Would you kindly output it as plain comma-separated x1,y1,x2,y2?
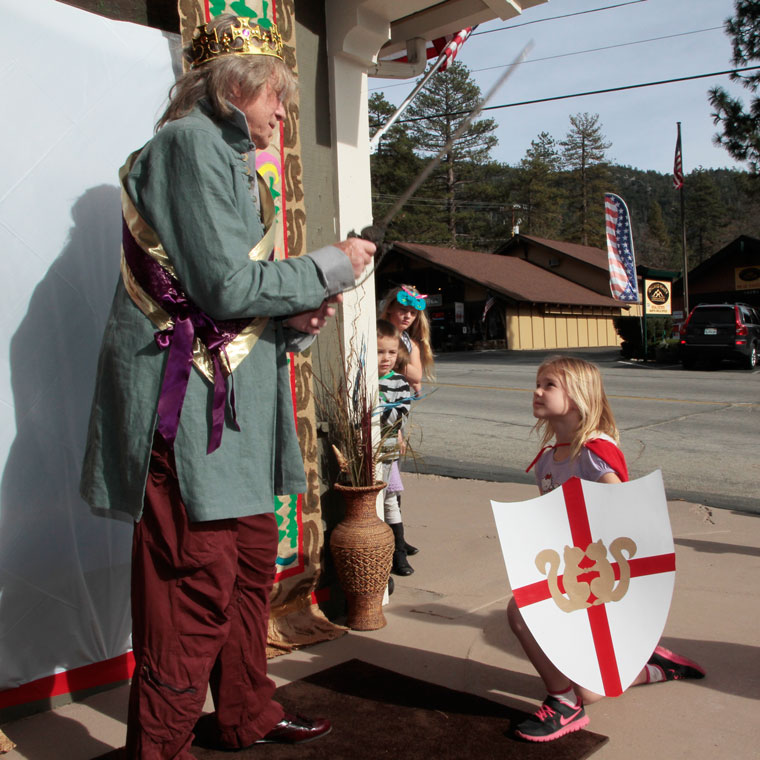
373,194,511,210
471,0,650,35
472,27,722,76
394,66,760,124
370,26,723,91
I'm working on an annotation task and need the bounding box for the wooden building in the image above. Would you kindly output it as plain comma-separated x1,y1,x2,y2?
674,235,760,314
378,236,636,351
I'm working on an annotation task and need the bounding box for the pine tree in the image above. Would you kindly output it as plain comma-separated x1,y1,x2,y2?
709,0,760,172
369,92,427,242
685,168,729,264
404,62,498,245
515,132,564,239
639,199,675,269
560,113,611,247
453,161,515,250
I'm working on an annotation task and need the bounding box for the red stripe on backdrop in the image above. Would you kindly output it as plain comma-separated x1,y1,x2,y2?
0,652,136,710
0,584,338,709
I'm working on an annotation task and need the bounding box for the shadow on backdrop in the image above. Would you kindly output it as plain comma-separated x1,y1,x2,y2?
0,185,133,706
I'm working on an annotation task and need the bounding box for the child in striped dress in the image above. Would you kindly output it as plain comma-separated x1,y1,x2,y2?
378,284,436,572
376,320,414,576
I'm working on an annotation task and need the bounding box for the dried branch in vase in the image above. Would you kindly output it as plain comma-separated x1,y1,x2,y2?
314,336,380,488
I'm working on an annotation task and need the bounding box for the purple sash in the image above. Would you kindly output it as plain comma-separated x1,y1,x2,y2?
122,217,253,454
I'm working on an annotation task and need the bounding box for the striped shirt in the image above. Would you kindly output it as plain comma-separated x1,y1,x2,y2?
378,371,412,454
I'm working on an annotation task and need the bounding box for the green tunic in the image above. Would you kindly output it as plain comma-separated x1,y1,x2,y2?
80,102,353,522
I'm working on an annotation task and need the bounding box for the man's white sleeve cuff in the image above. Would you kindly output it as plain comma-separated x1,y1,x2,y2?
283,328,317,354
307,245,355,297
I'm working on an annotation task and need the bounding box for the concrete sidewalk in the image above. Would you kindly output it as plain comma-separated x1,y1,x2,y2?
2,474,759,759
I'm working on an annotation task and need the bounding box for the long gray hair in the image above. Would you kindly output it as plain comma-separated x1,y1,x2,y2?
156,14,297,131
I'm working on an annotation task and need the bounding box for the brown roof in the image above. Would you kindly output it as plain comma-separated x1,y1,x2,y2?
499,234,609,272
393,242,621,307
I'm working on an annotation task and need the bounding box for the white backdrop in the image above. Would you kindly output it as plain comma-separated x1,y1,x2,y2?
0,0,179,694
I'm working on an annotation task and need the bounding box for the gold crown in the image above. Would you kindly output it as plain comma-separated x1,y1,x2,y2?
190,17,284,67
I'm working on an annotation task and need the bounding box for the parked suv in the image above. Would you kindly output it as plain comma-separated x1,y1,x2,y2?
679,303,760,369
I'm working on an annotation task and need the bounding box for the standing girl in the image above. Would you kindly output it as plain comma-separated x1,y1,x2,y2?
509,355,705,743
377,284,436,575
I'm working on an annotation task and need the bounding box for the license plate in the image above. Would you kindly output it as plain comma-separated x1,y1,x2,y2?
704,327,717,335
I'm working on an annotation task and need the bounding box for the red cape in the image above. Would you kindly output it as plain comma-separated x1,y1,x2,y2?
526,438,629,483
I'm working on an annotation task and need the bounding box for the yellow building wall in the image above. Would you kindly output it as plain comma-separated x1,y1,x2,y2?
505,306,622,350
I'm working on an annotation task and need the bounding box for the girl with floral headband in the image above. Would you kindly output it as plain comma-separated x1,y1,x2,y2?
379,284,435,395
377,284,436,576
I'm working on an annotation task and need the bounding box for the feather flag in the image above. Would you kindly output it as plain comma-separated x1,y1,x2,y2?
604,193,639,302
481,296,495,322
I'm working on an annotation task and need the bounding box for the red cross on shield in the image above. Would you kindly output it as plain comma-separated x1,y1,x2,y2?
491,470,676,696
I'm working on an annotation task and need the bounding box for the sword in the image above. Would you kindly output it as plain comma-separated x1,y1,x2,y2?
351,40,534,286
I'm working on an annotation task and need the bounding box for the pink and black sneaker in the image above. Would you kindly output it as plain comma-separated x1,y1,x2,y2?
649,645,706,680
514,695,589,742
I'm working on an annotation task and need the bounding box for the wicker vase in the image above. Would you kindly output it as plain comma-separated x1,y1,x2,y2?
330,481,394,630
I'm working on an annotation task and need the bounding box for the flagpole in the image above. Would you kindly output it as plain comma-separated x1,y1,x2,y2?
677,122,689,316
369,53,448,151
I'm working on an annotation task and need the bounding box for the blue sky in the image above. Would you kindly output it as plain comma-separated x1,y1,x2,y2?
369,0,750,174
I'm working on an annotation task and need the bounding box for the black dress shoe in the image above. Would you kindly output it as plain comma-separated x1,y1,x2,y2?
254,713,332,744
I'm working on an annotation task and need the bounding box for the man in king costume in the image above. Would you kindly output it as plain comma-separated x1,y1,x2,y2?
80,14,375,759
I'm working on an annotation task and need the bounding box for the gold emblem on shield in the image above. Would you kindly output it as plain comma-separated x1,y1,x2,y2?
536,538,637,613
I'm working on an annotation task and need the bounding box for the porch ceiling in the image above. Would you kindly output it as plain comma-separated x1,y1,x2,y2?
375,0,548,56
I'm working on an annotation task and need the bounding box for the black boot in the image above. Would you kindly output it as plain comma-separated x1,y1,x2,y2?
395,496,418,555
390,522,414,576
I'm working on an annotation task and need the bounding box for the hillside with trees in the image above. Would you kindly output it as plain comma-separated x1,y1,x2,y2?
370,61,760,272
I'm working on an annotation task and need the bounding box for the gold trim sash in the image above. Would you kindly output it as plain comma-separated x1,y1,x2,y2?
119,150,276,452
119,151,275,381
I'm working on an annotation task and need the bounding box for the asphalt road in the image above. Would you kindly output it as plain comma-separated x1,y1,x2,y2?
406,347,760,514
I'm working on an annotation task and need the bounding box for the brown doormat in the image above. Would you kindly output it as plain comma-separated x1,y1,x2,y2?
191,659,608,759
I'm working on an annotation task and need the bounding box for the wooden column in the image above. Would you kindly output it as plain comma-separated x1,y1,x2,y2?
178,0,345,655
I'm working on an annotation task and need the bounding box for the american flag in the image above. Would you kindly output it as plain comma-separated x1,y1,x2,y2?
382,26,476,69
604,193,639,302
481,295,495,322
435,27,475,71
673,126,684,189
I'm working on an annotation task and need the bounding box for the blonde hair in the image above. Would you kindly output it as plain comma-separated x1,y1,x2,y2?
156,14,297,130
533,355,619,459
378,284,435,380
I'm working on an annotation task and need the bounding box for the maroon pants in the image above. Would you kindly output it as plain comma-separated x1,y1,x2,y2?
125,435,284,759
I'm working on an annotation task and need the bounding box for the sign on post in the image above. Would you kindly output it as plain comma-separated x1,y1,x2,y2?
644,280,672,315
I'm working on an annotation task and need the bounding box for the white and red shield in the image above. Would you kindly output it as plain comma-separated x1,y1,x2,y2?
491,470,675,697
